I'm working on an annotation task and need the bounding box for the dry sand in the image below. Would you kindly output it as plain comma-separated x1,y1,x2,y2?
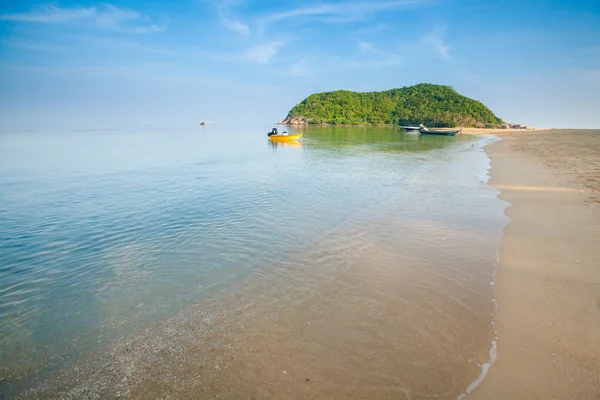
471,129,600,399
461,128,539,134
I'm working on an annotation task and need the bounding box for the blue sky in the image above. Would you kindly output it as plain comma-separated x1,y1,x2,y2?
1,0,599,129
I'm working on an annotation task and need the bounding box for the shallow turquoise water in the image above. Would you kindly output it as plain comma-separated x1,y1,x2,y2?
0,125,507,395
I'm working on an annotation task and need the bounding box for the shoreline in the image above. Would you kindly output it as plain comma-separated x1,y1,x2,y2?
276,122,542,133
473,129,600,398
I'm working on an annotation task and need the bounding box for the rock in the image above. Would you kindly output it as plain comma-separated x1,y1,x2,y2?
279,114,308,125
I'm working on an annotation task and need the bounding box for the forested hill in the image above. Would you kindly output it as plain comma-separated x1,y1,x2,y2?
281,84,504,128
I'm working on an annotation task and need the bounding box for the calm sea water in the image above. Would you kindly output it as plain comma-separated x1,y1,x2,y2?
0,125,508,398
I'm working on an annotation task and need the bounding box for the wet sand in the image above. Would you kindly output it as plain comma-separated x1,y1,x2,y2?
18,200,502,399
472,129,600,398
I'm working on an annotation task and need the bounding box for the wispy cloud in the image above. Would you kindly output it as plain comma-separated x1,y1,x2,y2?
422,31,450,60
216,1,250,35
0,4,94,22
261,0,426,25
282,58,311,77
0,62,226,88
81,37,177,55
1,35,176,55
276,39,402,78
357,40,388,56
0,38,66,51
357,23,389,36
94,4,167,33
0,3,167,34
220,15,250,35
244,40,285,64
276,42,402,78
350,40,402,67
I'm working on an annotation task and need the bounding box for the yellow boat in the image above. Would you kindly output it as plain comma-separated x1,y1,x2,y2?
268,133,303,142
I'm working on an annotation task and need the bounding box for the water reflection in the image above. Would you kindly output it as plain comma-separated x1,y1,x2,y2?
268,139,303,149
299,124,467,154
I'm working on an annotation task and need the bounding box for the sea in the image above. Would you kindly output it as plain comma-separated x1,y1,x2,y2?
0,125,509,399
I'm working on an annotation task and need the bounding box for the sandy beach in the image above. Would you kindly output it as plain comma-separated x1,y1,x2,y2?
472,129,600,398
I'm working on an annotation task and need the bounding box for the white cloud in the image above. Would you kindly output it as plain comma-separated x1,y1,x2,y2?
357,24,389,35
129,24,168,34
357,40,387,56
263,3,341,22
351,40,402,67
0,4,95,22
0,3,167,34
94,4,139,30
244,41,285,64
422,32,450,60
0,38,65,51
358,40,374,52
83,38,177,55
283,58,311,77
261,0,427,25
220,15,250,35
216,1,250,35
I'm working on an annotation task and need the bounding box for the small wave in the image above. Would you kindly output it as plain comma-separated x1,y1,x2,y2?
457,339,498,399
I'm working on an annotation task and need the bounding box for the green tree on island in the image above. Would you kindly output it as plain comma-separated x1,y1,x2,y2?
283,83,504,128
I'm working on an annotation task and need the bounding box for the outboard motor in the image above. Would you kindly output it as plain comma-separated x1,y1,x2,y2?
267,128,278,137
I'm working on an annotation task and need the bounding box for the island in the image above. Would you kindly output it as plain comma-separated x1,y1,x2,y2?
280,83,504,128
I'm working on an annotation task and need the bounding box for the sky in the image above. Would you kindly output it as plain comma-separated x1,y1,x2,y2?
0,0,599,129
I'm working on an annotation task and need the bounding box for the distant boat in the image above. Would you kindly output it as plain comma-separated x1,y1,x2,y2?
401,126,421,132
198,121,205,126
418,124,460,136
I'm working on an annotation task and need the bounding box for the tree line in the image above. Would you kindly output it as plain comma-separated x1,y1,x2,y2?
286,83,504,128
